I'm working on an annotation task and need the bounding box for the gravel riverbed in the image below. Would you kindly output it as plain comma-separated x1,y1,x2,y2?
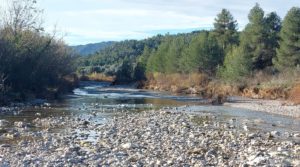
0,109,300,166
224,98,300,118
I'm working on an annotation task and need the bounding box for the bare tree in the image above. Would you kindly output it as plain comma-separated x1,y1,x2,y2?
2,0,44,34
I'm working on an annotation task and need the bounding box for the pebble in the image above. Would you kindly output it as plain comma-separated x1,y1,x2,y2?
0,110,299,166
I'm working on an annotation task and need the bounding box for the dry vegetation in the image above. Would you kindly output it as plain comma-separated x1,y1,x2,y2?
80,72,116,82
144,73,210,94
289,84,300,104
143,70,300,101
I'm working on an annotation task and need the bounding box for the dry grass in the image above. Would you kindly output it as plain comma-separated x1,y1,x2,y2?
82,73,115,82
289,84,300,104
143,70,300,100
145,72,210,93
256,69,300,89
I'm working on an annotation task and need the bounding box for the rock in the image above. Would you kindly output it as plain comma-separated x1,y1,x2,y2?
82,120,90,125
0,120,9,127
121,143,138,149
0,144,11,148
243,125,249,131
0,109,298,166
0,128,8,133
271,131,280,137
248,133,257,139
293,133,300,138
14,121,27,128
211,94,226,105
248,156,268,166
187,148,206,154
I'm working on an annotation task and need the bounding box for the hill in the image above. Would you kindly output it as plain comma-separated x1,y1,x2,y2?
71,41,115,56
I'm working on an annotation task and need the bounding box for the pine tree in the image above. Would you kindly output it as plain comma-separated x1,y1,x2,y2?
241,3,268,69
218,46,252,82
134,46,151,80
165,37,186,73
187,32,223,74
274,7,300,71
264,12,281,67
213,9,239,52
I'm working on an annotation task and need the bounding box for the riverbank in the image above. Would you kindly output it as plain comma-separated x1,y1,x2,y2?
142,72,299,99
0,110,299,166
225,97,300,118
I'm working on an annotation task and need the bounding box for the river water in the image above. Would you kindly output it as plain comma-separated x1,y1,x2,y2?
1,81,300,142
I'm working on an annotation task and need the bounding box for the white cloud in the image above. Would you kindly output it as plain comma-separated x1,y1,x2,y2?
26,0,300,44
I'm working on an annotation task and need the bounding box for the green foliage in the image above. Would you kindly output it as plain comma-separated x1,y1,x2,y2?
81,35,164,78
134,46,151,81
146,37,171,73
0,0,75,100
264,12,281,66
78,4,300,86
115,57,134,83
212,9,239,52
71,41,115,56
186,32,223,74
274,7,300,71
146,31,222,75
241,3,281,70
218,46,252,82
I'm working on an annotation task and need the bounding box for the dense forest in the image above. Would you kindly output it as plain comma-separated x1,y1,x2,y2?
0,0,76,104
79,3,300,92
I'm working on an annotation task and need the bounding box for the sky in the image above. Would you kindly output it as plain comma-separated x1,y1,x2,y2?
2,0,300,45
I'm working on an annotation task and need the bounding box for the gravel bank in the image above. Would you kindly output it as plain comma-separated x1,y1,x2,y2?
0,110,300,166
224,98,300,118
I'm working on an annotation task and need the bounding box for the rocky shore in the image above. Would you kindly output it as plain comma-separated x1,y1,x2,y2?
225,98,300,118
0,109,299,166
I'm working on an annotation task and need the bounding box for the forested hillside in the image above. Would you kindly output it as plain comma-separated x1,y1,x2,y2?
71,41,115,56
80,3,300,98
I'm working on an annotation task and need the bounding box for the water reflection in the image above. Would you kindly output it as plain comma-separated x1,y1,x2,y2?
1,81,299,135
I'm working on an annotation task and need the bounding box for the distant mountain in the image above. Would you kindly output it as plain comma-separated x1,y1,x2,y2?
71,41,115,56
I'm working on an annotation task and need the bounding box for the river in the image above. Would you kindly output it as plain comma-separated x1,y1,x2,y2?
0,81,300,142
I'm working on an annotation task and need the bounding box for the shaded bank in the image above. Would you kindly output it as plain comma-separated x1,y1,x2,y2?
0,74,79,106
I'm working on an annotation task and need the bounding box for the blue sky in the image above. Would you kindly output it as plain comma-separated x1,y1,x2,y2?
3,0,299,45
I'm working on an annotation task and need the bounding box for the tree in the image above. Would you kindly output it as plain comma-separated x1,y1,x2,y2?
134,46,151,81
264,12,281,67
187,32,223,74
213,9,239,52
218,46,252,82
116,57,134,83
164,36,186,73
0,0,75,100
274,7,300,71
2,0,44,34
146,37,172,73
241,3,268,70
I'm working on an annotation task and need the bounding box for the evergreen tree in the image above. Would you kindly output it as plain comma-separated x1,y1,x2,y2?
134,46,151,80
146,38,170,73
274,7,300,71
187,32,223,74
213,9,239,52
164,36,186,73
241,3,268,69
264,12,281,67
218,46,252,82
116,57,133,83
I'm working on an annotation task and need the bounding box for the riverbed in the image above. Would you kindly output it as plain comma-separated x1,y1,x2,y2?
0,81,299,166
